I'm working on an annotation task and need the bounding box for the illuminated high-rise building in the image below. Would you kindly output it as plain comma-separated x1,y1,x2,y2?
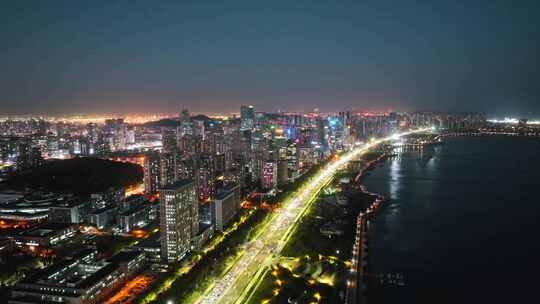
160,152,176,187
179,109,193,136
175,157,195,181
161,128,177,153
277,159,288,186
16,141,43,171
213,183,240,231
159,179,198,263
143,152,161,193
86,123,99,145
240,105,255,130
126,128,136,144
78,138,91,156
196,154,215,201
261,161,277,190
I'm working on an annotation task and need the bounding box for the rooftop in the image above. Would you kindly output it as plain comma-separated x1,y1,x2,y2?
135,231,160,249
24,248,96,284
108,250,144,265
118,203,151,216
160,179,194,190
18,222,76,237
51,198,88,208
215,183,239,200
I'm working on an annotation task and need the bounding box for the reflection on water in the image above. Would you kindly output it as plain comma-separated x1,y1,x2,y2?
388,156,400,201
425,145,440,172
364,137,540,304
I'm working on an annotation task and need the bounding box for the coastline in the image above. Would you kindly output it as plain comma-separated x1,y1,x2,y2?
344,153,389,304
442,131,540,137
353,136,540,303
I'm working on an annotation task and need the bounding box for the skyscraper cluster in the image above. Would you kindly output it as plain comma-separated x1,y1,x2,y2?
0,109,487,266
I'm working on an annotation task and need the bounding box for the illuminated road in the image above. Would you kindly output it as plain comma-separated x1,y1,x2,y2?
105,274,155,304
196,129,428,304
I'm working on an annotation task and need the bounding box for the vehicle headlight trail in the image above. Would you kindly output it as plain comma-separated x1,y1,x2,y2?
196,129,427,304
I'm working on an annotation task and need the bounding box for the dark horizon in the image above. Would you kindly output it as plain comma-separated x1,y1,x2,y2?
1,1,539,116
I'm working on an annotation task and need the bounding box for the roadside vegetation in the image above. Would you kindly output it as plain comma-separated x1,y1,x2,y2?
247,151,385,304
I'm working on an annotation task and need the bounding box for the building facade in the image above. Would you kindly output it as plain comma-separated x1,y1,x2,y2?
213,184,240,231
159,180,198,264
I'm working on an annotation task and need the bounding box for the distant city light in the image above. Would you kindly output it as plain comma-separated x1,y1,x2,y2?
487,117,540,125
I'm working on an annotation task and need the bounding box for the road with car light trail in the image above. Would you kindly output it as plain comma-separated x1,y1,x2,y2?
195,129,429,304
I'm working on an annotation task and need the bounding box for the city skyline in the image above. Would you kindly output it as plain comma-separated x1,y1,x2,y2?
1,2,539,303
2,1,540,116
1,103,538,303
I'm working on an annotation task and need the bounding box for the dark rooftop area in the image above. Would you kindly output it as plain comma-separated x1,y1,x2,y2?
19,222,76,236
160,179,194,190
108,250,144,265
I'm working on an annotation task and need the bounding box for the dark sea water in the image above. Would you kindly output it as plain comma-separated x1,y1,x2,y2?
364,136,540,304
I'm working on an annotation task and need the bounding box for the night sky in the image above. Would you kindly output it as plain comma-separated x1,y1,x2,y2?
1,0,539,116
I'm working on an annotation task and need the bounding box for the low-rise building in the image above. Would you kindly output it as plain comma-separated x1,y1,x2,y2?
10,249,145,304
0,193,62,222
117,204,152,233
13,222,78,248
90,187,124,210
49,199,89,224
191,223,214,250
134,233,161,264
88,206,117,229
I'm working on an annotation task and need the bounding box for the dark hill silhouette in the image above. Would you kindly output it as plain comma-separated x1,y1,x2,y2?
3,158,143,195
143,115,211,127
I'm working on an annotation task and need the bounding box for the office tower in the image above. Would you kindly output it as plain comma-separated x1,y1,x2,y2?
125,128,136,144
192,119,205,138
277,159,288,186
35,119,47,136
196,154,215,201
86,123,99,144
261,161,277,190
240,105,255,130
93,133,109,155
144,152,161,193
213,183,241,231
114,126,127,151
160,152,176,187
16,141,43,171
56,122,67,137
179,109,193,136
79,138,90,156
104,118,127,151
159,180,198,263
161,128,177,153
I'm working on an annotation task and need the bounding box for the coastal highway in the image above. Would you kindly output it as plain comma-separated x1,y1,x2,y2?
195,129,428,304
